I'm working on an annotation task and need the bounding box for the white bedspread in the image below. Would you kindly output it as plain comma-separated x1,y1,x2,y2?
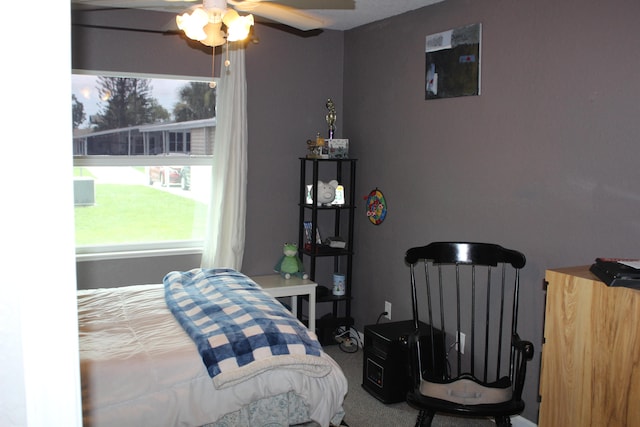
78,284,347,427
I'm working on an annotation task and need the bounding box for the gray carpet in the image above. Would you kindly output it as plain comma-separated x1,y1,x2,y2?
323,344,495,427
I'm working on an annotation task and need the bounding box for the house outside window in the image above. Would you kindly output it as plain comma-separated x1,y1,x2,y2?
72,71,217,260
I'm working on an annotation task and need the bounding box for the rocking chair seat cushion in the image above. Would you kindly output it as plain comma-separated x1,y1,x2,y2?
419,374,512,406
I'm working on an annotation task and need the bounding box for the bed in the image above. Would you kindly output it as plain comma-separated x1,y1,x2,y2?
78,268,348,427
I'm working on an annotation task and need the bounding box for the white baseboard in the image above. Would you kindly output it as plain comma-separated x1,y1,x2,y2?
511,415,537,427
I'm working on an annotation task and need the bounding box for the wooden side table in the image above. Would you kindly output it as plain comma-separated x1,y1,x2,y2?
251,274,317,332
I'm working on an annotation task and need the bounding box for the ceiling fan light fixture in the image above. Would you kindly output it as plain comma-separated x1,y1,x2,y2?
225,13,254,42
221,8,239,26
176,7,209,41
176,2,255,45
201,21,226,47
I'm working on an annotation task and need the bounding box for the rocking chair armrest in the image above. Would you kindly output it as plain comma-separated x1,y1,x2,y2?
513,333,534,360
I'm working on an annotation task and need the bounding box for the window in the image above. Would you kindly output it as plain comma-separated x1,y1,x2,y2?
72,71,217,259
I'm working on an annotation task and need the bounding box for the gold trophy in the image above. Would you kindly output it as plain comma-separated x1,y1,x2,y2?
326,98,336,139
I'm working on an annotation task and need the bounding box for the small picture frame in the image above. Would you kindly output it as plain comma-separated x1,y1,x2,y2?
303,221,322,250
327,139,349,159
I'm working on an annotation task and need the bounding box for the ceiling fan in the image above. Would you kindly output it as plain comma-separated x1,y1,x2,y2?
72,0,328,86
72,0,327,40
159,0,327,47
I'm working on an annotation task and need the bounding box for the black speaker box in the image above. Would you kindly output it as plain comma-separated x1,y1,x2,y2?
361,320,445,404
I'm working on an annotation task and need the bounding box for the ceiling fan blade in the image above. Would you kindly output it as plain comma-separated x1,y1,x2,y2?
230,1,326,31
244,0,354,10
72,0,198,13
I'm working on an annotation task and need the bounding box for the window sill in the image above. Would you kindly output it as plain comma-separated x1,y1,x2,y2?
76,246,203,262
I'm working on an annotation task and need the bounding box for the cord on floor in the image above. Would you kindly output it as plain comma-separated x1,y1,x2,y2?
334,326,361,353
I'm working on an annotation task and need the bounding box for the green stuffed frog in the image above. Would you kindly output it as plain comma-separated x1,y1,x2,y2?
274,243,308,279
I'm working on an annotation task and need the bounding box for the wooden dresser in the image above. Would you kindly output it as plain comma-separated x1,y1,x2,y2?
539,266,640,426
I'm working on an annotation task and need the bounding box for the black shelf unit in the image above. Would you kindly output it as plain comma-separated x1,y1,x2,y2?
298,158,357,344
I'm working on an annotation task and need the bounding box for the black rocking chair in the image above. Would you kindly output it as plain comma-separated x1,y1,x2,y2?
405,242,534,427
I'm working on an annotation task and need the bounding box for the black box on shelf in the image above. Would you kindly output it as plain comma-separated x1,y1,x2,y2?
362,320,445,404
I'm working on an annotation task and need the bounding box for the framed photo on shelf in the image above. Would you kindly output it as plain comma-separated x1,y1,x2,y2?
303,221,322,250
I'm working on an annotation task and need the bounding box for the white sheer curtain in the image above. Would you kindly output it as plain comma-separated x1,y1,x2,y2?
201,43,248,270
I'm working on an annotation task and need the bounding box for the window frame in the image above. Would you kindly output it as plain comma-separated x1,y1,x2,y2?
73,69,217,260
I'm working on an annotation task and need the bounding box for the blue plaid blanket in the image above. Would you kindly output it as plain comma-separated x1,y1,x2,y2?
164,268,329,388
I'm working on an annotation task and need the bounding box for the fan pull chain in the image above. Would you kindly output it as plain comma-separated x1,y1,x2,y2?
209,46,217,88
225,40,231,67
209,39,232,89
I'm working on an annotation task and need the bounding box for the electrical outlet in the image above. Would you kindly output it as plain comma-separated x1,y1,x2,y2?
384,301,392,320
455,331,466,354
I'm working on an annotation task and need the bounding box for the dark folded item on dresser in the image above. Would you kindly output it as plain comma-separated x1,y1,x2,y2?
589,258,640,290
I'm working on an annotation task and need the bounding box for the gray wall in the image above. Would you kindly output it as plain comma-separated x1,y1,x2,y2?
73,0,640,422
76,254,201,289
344,0,640,422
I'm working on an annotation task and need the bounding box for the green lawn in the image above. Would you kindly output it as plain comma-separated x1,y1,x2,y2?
74,167,95,178
74,183,207,245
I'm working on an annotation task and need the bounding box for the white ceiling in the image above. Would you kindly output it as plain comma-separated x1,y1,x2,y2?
71,0,444,31
293,0,444,30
